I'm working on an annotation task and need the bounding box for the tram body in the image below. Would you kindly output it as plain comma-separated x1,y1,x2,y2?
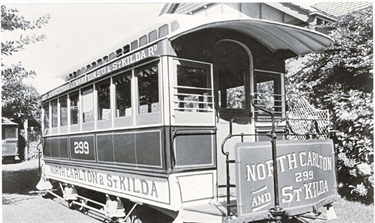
39,14,338,222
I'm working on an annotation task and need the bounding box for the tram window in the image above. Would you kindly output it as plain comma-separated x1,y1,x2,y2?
254,72,282,117
218,73,246,109
82,87,94,123
139,35,147,47
131,40,138,51
148,30,157,42
70,92,79,125
176,61,212,112
5,127,17,139
97,80,111,121
60,96,68,126
51,99,58,128
43,103,49,132
158,24,169,38
136,62,159,114
114,71,132,117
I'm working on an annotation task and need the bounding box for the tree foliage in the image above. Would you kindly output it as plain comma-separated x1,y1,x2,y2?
1,5,50,125
286,7,373,203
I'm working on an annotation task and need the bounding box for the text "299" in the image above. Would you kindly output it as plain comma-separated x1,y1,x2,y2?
74,141,89,154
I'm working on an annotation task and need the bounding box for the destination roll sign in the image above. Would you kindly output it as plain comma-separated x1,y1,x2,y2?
42,42,162,101
235,140,338,221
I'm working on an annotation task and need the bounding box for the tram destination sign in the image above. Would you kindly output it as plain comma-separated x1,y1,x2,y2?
235,140,338,221
42,42,162,101
45,164,170,205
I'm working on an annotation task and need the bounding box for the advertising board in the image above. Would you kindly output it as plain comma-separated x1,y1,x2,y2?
235,140,338,221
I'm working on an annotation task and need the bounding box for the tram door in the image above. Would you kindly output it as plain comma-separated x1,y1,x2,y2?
213,40,255,196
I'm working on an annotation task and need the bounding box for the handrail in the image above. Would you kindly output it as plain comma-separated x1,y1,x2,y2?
250,94,284,223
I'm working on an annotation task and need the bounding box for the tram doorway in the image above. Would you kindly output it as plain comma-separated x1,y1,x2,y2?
213,40,255,196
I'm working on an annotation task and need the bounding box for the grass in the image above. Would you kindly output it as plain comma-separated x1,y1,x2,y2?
330,198,374,223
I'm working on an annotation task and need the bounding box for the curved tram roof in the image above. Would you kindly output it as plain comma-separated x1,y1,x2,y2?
167,14,334,57
45,14,333,99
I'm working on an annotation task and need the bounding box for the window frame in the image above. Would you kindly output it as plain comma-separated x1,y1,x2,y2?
59,95,68,133
69,91,80,132
5,126,18,139
113,69,134,128
50,99,59,134
42,102,50,135
170,58,215,125
96,78,112,129
134,59,162,126
253,69,285,122
81,85,95,131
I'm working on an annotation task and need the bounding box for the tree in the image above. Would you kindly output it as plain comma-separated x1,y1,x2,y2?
286,7,373,203
1,5,50,125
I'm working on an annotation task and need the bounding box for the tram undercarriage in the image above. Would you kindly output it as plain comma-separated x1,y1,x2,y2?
37,176,337,223
38,179,176,223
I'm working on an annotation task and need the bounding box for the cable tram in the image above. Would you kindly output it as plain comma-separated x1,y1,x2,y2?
38,14,338,223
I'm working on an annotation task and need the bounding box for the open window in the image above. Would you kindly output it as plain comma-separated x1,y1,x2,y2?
214,40,251,122
114,70,133,128
51,99,58,134
42,102,50,135
96,79,112,129
171,58,214,125
59,95,68,133
253,70,284,121
82,86,94,130
69,91,80,132
135,60,161,125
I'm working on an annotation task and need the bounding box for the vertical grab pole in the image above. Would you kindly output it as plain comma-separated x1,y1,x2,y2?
221,119,234,219
251,95,284,222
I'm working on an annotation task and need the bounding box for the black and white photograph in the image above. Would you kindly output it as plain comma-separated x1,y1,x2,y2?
1,1,373,223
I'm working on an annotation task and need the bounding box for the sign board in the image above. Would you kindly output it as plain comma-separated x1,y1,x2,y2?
235,140,338,221
41,42,163,101
45,164,170,205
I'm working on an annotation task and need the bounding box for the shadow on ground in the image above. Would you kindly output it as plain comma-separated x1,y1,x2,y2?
2,160,41,205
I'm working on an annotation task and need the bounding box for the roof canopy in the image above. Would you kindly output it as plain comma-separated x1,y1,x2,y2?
167,14,334,58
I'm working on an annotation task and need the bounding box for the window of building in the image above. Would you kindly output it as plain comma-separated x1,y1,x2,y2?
60,96,68,126
97,80,111,121
51,99,58,128
43,103,50,132
82,87,94,123
70,92,79,125
136,62,159,114
114,71,132,117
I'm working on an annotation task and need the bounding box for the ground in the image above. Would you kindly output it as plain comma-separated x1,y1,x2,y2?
2,159,101,223
2,159,374,223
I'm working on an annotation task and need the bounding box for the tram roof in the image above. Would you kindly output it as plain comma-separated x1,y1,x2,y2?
63,14,333,77
47,14,333,100
166,14,334,57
